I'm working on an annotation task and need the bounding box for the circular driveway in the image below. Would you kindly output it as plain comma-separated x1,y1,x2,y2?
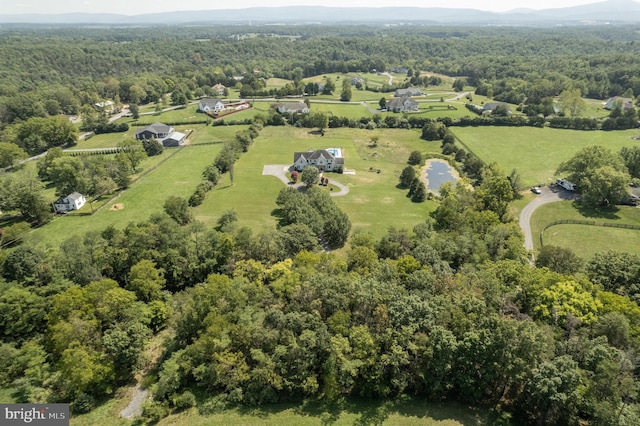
262,165,350,196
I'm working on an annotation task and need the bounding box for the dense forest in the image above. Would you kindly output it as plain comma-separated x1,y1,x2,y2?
3,176,640,424
3,24,640,425
3,25,640,127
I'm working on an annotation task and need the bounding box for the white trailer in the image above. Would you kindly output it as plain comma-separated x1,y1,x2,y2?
556,178,576,191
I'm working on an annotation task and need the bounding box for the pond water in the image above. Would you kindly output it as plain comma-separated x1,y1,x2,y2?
426,160,457,192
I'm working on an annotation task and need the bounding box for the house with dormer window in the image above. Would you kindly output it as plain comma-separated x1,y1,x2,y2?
293,149,344,172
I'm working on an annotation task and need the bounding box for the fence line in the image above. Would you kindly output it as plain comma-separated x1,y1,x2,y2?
452,133,484,166
540,219,640,246
91,146,186,214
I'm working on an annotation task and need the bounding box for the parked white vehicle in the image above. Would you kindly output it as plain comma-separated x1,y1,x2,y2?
556,178,576,191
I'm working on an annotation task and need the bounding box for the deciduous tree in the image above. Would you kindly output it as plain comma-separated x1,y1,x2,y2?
301,166,320,187
117,138,147,172
0,143,27,168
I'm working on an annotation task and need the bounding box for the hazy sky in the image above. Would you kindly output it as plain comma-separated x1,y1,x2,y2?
5,0,606,16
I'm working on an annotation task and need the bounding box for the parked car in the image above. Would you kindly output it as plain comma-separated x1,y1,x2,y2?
620,196,640,206
531,186,542,194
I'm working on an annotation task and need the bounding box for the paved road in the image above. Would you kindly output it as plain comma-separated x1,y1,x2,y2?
262,164,350,196
519,185,580,251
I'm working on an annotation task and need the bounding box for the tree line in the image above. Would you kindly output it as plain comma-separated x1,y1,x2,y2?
3,25,640,131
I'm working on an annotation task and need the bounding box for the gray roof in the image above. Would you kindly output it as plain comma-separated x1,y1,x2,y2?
278,101,307,109
56,192,84,204
67,192,84,201
136,122,171,136
165,131,186,142
483,102,510,111
200,98,223,108
395,87,422,97
277,102,309,114
387,97,418,109
294,149,339,162
606,97,634,110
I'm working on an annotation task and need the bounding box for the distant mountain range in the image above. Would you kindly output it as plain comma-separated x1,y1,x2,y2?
2,0,640,25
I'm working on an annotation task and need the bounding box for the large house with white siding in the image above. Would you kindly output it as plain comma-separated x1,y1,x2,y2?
276,102,310,114
293,149,344,172
198,98,226,113
387,97,419,113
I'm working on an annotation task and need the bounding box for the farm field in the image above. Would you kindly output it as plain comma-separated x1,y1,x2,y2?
25,144,222,247
452,126,640,186
543,223,640,260
188,124,250,144
311,101,374,119
193,126,440,239
530,200,640,258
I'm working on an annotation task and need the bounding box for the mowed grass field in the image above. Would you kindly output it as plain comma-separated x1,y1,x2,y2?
68,393,488,426
311,101,374,119
26,144,222,247
452,126,640,186
193,127,441,240
530,200,640,258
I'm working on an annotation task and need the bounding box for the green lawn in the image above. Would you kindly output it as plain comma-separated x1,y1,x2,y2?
265,77,293,88
26,145,222,248
542,223,640,260
70,396,488,426
193,127,439,239
530,201,640,258
189,124,250,145
73,132,132,149
452,127,640,186
128,104,204,125
311,102,374,119
156,398,488,426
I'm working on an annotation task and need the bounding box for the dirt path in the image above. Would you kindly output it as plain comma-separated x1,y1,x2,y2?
120,387,148,419
119,330,170,419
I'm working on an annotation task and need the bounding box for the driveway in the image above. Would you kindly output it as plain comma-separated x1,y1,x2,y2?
519,185,580,251
262,165,350,196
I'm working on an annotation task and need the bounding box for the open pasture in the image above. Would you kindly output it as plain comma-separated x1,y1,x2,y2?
311,101,374,119
543,223,640,260
128,104,204,125
452,126,640,186
530,200,640,258
188,124,250,145
26,144,222,247
265,77,293,88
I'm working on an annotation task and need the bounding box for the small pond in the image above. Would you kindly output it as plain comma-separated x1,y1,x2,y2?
426,160,457,192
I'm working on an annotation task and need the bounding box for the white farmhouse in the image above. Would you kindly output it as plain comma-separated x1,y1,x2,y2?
54,192,86,213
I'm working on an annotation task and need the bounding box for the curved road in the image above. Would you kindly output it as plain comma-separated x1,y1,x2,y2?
519,185,580,251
